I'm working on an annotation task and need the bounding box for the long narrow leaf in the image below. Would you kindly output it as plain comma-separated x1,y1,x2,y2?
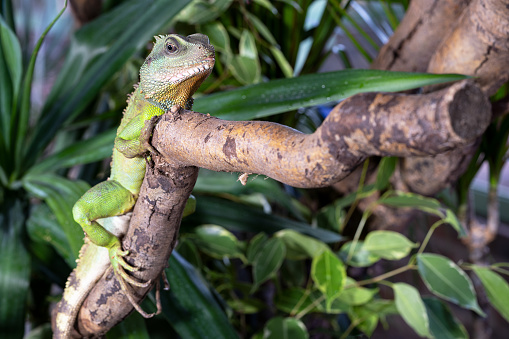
183,195,343,243
149,252,239,339
0,200,31,337
193,70,467,120
15,0,68,175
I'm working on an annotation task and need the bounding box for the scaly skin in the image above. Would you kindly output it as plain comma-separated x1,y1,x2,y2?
53,33,214,338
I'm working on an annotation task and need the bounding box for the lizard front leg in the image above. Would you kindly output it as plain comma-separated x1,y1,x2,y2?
72,180,151,289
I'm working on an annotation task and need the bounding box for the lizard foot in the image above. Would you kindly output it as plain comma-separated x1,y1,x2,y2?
109,244,159,318
141,115,162,157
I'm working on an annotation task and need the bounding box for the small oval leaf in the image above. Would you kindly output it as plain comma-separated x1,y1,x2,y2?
274,229,328,259
252,238,286,289
311,250,346,310
194,224,243,259
472,266,509,322
393,283,432,338
263,317,308,339
417,253,484,316
363,231,417,260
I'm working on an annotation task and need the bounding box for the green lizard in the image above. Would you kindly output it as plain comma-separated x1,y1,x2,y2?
53,33,215,337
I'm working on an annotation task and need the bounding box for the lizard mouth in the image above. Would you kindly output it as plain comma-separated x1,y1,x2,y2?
168,57,215,84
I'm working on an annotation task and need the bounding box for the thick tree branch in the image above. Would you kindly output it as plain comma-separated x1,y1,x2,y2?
152,80,489,188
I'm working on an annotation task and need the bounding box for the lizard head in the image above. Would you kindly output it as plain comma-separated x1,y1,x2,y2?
139,33,215,110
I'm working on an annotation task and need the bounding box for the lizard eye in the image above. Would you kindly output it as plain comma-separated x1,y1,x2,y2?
166,43,178,53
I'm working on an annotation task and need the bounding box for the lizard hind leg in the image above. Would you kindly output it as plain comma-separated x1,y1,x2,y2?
72,180,151,298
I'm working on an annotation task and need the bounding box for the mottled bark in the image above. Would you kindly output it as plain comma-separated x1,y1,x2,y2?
75,159,198,337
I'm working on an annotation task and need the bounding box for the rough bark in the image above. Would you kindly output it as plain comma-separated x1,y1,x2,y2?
372,0,470,72
72,79,490,335
75,158,198,337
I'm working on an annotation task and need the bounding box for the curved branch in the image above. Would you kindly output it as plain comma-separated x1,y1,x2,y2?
153,80,489,188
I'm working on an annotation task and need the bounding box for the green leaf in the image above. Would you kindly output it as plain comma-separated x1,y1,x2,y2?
375,157,397,190
275,288,320,314
23,174,89,261
338,278,378,306
252,238,286,289
26,203,72,264
183,195,343,244
363,230,417,260
194,224,243,259
0,200,30,337
338,241,380,267
108,311,150,339
151,252,239,338
472,266,509,322
203,22,230,53
311,250,346,310
231,55,260,85
270,46,294,78
246,232,268,263
423,297,468,339
0,15,22,141
177,0,233,25
393,283,432,338
227,298,265,314
194,70,468,120
443,209,467,237
28,129,116,174
245,12,277,45
274,229,329,260
417,253,484,316
239,29,258,60
350,306,378,337
263,317,309,339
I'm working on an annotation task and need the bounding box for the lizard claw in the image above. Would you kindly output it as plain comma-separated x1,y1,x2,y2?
109,245,151,288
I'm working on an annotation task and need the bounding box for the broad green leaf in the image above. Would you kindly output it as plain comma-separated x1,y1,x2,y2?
231,55,261,85
246,233,268,264
274,229,328,260
150,252,239,338
423,297,468,339
375,157,397,190
203,22,230,52
338,278,378,306
393,283,432,338
350,307,378,337
338,241,380,267
176,238,202,269
263,317,309,339
472,266,509,322
194,224,243,259
379,192,442,214
194,70,468,120
363,230,417,260
252,238,286,289
417,254,484,316
311,250,346,310
183,195,343,244
239,29,258,60
0,200,30,337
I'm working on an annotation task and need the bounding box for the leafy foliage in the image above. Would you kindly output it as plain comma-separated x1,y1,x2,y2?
1,0,508,338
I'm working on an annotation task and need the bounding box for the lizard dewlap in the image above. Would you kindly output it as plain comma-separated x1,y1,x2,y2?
53,33,214,338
